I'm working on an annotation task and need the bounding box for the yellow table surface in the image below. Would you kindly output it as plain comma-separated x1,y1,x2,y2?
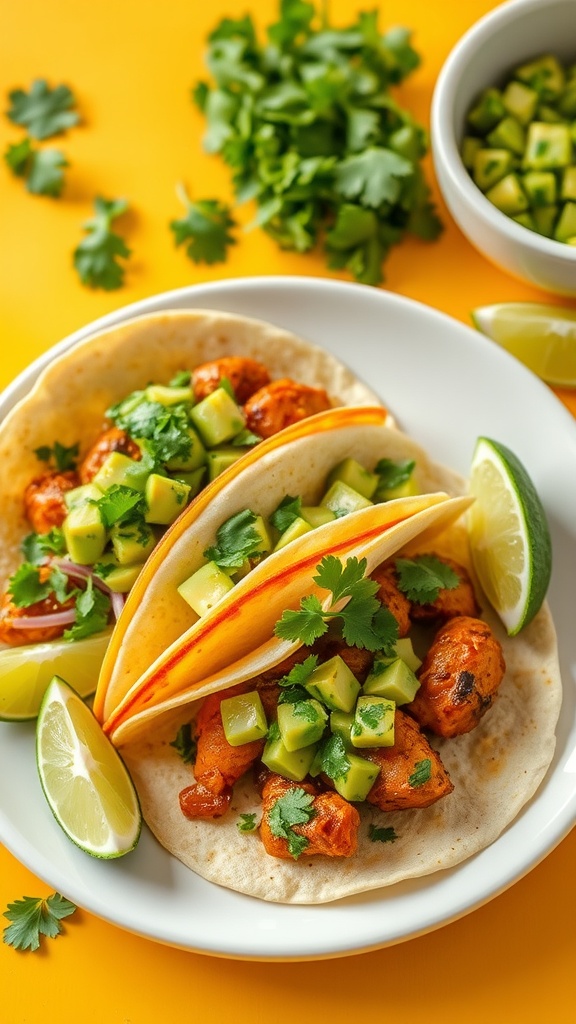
1,0,576,1019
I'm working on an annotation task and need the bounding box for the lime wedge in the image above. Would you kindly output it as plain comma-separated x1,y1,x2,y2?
472,302,576,387
468,437,552,635
36,677,141,858
0,631,111,722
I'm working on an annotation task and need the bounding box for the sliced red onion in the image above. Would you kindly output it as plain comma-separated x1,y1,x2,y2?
109,590,125,620
14,608,77,630
46,558,127,621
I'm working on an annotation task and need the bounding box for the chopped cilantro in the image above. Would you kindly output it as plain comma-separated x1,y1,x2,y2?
277,684,311,706
34,440,79,472
315,734,351,782
204,509,266,570
169,369,192,387
73,196,131,290
231,428,261,447
267,786,315,859
21,528,66,564
237,812,258,833
63,578,110,641
368,824,398,844
6,80,80,139
107,397,192,467
395,554,459,605
3,893,77,952
8,564,55,608
170,185,237,265
270,494,302,533
408,759,432,788
94,485,145,528
169,723,197,764
375,457,415,492
354,701,386,731
278,655,319,688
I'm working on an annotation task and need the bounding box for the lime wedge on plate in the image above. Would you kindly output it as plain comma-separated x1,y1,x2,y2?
0,630,111,722
468,437,552,636
472,302,576,387
36,677,141,858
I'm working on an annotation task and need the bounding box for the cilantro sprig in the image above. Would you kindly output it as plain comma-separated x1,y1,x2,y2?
6,80,80,139
170,184,237,265
369,824,398,844
4,138,68,197
106,395,192,467
204,509,267,570
274,555,399,652
267,786,315,859
73,196,131,290
395,554,459,605
169,723,197,764
3,893,77,952
34,440,79,472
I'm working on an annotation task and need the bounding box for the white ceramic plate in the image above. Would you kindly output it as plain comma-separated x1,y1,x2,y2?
1,277,576,960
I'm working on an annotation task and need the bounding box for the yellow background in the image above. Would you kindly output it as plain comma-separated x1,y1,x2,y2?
1,0,576,1020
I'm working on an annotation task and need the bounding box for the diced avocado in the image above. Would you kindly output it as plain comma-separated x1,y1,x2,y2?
486,115,526,156
145,384,194,406
206,446,247,481
502,80,539,125
96,561,144,593
305,655,361,713
326,457,379,500
332,750,380,802
461,136,483,170
177,560,235,616
363,657,420,705
472,148,513,192
388,124,423,161
374,475,419,502
515,54,565,101
220,691,268,746
351,695,395,748
561,166,576,202
190,387,246,446
299,505,336,528
394,637,422,673
512,211,536,230
277,699,328,752
329,710,355,750
522,170,557,207
92,451,150,493
485,173,529,216
536,104,564,124
110,521,156,565
567,236,576,246
273,516,313,551
64,482,102,510
532,204,559,237
466,88,506,134
261,725,317,782
555,201,576,242
524,123,572,170
144,474,190,525
320,480,373,517
165,428,206,472
62,503,107,566
231,515,274,577
171,466,206,499
558,83,576,119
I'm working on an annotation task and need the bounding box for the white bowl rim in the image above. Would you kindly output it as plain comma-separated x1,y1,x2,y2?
431,0,576,263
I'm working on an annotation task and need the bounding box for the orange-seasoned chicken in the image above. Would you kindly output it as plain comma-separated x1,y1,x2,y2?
260,773,360,859
192,357,271,405
409,615,506,737
363,710,454,811
79,427,141,484
179,780,232,820
244,378,332,438
0,566,77,646
409,555,479,624
371,561,411,637
23,470,79,533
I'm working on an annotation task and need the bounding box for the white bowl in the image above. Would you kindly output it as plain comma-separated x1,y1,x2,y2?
432,0,576,296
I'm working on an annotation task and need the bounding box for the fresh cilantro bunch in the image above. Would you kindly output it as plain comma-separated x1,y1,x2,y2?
193,0,442,284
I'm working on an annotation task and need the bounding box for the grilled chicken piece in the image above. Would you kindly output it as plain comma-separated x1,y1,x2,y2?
364,710,454,811
23,470,79,533
192,357,271,404
244,379,332,438
260,773,360,859
371,561,411,636
408,555,479,624
409,616,506,737
79,427,141,483
0,565,77,646
179,780,232,820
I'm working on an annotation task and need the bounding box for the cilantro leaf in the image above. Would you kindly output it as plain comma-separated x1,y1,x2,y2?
26,148,68,197
106,397,191,467
375,457,415,492
7,564,54,607
204,509,266,570
34,440,79,472
73,197,131,290
368,823,398,843
237,812,258,833
267,786,315,859
4,137,33,177
335,147,413,208
315,734,351,782
395,555,459,605
274,594,329,646
21,528,67,565
278,654,319,688
170,185,237,265
63,577,110,641
6,80,80,139
169,723,197,764
409,759,432,788
270,494,302,533
94,485,145,528
3,893,77,952
169,369,192,387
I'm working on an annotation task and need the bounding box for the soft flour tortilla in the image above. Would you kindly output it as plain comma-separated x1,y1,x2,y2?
97,414,467,730
122,521,562,904
0,307,378,592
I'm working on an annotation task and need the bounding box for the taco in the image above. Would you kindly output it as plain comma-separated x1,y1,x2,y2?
108,447,560,904
0,308,379,716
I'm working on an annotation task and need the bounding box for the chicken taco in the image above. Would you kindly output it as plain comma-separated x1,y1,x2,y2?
0,308,380,718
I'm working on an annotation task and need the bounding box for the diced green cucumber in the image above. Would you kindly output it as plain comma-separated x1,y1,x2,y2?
62,503,107,566
277,699,328,752
561,166,576,202
485,173,529,216
532,204,559,236
177,560,235,616
332,751,380,802
536,104,565,124
261,725,317,782
96,561,144,593
515,54,565,100
329,710,355,749
165,428,206,472
393,637,422,672
363,657,420,705
502,80,538,125
206,446,247,481
350,695,395,748
524,122,572,170
220,691,268,746
110,521,156,565
320,480,373,517
92,451,150,493
486,115,526,156
374,475,419,502
171,466,207,499
461,136,483,170
472,148,513,192
522,170,557,206
299,505,336,528
326,457,379,500
555,201,576,241
558,83,576,119
305,655,361,712
64,482,103,510
190,387,246,446
466,88,506,133
512,211,536,230
144,474,190,525
273,516,313,551
145,384,194,406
